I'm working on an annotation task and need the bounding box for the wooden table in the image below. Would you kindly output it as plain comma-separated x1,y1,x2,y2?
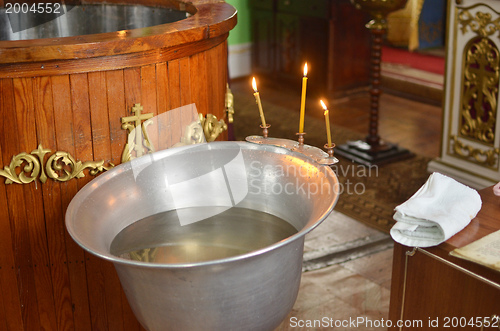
389,186,500,330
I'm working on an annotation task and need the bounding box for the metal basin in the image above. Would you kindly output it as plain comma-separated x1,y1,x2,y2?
0,3,189,41
65,141,339,331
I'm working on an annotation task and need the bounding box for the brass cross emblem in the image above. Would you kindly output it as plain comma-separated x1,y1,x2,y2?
121,103,155,163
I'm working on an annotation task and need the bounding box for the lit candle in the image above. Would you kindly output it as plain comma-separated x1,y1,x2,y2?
299,63,308,133
320,99,332,147
252,77,267,127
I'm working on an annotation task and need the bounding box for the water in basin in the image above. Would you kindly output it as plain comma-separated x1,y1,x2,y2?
110,207,298,264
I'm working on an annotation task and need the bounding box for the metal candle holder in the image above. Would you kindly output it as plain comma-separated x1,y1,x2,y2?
296,132,306,146
260,123,271,138
246,124,339,166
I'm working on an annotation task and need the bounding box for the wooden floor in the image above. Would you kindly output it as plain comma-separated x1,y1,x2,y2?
230,78,443,158
230,77,444,330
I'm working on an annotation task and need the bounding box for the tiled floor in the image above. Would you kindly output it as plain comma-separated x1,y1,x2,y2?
275,211,394,330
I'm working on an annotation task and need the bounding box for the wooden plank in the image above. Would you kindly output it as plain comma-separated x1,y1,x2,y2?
0,80,24,331
198,51,210,117
189,52,201,115
123,67,142,161
33,75,74,331
203,43,228,141
13,77,58,331
212,42,226,141
207,43,219,120
219,41,229,141
0,278,8,331
141,64,159,153
167,60,182,145
188,52,203,143
89,70,136,331
120,67,146,330
1,78,41,330
156,62,172,150
104,69,142,329
123,67,142,115
67,72,94,331
90,70,127,331
179,57,191,106
179,57,194,141
50,76,79,330
87,71,113,331
105,70,127,166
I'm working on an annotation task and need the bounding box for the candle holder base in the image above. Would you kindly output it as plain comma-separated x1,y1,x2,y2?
260,124,271,138
324,143,335,158
296,132,306,145
245,135,339,166
316,143,339,165
335,140,413,166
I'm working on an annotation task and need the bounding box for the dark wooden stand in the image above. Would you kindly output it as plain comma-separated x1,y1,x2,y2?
336,27,413,166
250,0,371,98
389,186,500,329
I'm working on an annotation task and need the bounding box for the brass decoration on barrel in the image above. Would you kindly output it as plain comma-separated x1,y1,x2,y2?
199,113,228,142
121,103,156,163
1,103,229,185
0,144,112,185
119,103,228,162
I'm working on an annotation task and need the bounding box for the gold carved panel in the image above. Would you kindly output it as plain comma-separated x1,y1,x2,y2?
460,37,498,144
0,144,112,185
448,5,500,170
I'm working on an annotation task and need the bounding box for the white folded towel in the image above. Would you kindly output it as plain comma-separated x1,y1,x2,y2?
390,172,482,247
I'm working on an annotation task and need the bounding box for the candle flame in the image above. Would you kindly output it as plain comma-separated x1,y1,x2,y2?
303,63,308,77
320,99,328,110
252,77,258,92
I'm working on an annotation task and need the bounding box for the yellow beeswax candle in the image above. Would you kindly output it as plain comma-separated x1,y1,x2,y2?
320,99,332,147
299,63,308,133
252,77,266,127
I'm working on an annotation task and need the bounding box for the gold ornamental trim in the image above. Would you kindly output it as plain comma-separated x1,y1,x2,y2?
450,135,500,169
0,144,112,185
225,84,234,124
458,7,500,37
199,113,227,143
120,103,228,163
